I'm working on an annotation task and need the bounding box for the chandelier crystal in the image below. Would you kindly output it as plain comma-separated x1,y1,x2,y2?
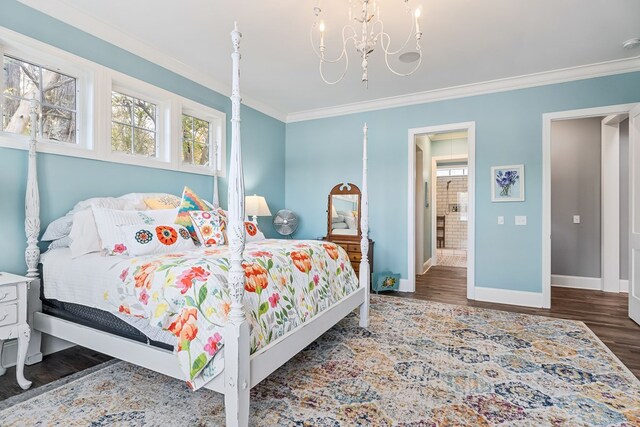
311,0,423,87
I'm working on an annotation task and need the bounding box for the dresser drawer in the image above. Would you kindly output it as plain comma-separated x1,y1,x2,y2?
0,285,18,303
349,252,362,263
0,303,18,327
347,244,361,252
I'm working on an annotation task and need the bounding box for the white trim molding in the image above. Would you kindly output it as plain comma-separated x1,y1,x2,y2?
542,103,638,308
407,122,475,298
398,278,412,292
551,275,603,291
474,287,544,308
287,57,640,123
422,258,432,275
620,279,629,293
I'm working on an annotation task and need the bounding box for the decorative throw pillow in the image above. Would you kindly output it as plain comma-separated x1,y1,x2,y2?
245,220,266,242
41,214,74,241
144,195,182,210
121,224,196,256
189,210,227,247
175,187,214,240
92,207,178,256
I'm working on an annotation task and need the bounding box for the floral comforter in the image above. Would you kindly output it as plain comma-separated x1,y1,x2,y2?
104,239,359,389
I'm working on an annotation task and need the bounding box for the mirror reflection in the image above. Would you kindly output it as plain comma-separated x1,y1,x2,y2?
331,194,359,236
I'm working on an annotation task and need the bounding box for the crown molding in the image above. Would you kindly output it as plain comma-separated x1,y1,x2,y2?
16,0,288,122
286,56,640,123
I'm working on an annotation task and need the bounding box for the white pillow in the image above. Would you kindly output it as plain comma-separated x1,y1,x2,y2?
92,207,178,256
121,224,196,256
70,197,138,215
41,214,74,241
344,216,357,230
46,235,73,252
69,209,102,258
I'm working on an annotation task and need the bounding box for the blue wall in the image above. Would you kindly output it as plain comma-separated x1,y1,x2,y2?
286,72,640,293
0,1,286,274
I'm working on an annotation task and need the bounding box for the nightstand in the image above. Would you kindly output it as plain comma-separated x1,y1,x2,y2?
0,273,33,390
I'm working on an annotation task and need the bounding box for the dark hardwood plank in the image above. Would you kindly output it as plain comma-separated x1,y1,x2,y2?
0,346,112,400
387,266,640,379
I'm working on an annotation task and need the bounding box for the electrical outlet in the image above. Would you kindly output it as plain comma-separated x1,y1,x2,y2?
573,215,581,224
515,216,527,226
497,216,504,225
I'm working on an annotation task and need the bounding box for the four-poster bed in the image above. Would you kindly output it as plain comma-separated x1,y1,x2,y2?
23,24,370,426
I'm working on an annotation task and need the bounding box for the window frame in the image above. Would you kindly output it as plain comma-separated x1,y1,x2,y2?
0,28,227,177
0,37,93,157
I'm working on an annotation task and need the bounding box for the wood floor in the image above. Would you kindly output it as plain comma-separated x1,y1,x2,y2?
1,265,638,402
387,266,640,379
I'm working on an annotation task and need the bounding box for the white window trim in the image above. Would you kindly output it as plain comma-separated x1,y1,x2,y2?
0,27,226,177
178,97,226,178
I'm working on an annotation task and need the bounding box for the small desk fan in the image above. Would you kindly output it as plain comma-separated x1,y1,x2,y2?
272,209,298,238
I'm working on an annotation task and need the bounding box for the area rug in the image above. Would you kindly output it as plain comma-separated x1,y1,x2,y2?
1,296,639,426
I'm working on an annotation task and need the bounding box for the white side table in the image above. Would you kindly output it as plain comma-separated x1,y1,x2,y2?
0,273,32,390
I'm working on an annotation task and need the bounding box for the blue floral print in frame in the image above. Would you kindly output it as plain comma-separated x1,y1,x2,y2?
491,164,524,202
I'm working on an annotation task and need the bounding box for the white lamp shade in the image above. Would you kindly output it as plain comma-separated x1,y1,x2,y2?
245,194,272,217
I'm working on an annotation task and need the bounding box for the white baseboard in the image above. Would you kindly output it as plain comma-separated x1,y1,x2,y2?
398,278,413,292
422,258,432,274
1,334,74,368
620,279,629,293
474,287,544,308
551,274,602,290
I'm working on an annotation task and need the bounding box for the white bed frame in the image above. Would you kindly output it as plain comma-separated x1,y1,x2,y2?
24,23,370,426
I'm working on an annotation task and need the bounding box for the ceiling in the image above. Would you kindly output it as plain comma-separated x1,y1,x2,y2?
19,0,640,120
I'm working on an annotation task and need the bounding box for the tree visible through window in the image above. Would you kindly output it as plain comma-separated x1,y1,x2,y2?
111,91,157,157
2,55,77,143
182,113,210,166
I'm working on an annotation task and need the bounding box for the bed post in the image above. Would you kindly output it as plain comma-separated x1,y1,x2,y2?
359,123,370,328
224,22,250,427
212,138,220,208
25,97,43,364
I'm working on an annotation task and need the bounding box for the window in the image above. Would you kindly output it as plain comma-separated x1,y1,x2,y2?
111,91,157,157
182,113,211,167
437,167,468,177
2,55,78,143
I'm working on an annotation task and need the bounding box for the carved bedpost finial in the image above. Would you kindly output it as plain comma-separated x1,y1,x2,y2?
228,23,247,325
25,96,41,277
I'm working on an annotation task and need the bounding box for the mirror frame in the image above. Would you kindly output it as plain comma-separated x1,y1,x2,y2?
327,182,361,241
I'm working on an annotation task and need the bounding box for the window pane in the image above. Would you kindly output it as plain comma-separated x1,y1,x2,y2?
193,142,209,166
182,139,193,163
436,169,449,177
111,92,132,125
134,129,156,157
2,97,31,136
182,114,193,141
193,118,209,144
450,169,464,176
111,123,132,153
3,56,39,98
41,106,76,143
134,99,156,131
42,67,76,110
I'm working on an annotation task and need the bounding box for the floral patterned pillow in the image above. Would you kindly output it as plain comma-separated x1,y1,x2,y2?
174,187,214,241
189,210,227,247
245,220,266,242
121,224,196,256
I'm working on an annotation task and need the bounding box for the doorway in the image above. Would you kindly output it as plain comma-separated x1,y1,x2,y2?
543,103,637,310
408,122,475,298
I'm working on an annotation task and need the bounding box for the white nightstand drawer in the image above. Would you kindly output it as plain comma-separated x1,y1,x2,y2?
0,303,18,327
0,285,18,303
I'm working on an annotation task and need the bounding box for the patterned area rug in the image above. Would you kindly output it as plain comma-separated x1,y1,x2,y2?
1,296,639,426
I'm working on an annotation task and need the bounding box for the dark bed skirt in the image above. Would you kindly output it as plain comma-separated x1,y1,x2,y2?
39,265,173,351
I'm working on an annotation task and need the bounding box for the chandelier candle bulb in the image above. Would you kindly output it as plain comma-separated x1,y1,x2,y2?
319,21,325,48
415,9,421,34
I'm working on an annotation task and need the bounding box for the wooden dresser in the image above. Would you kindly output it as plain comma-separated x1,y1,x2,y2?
324,237,374,278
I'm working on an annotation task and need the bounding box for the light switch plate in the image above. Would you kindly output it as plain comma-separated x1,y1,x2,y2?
497,216,504,225
515,215,527,226
573,215,581,224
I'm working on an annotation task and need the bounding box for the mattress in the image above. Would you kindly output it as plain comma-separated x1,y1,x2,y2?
41,248,176,346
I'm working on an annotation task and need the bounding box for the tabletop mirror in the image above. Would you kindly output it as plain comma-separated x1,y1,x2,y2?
327,182,361,240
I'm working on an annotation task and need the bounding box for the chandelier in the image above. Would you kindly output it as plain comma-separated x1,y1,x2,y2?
311,0,423,87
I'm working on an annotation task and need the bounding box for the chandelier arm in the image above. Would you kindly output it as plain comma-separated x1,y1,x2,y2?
376,12,417,56
319,47,351,84
383,46,423,76
309,25,357,64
